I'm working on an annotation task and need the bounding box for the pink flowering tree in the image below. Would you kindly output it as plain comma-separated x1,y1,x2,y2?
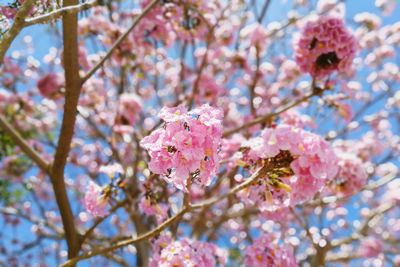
0,0,399,266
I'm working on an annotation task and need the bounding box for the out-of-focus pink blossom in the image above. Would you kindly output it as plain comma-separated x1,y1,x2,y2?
37,73,64,99
294,16,357,78
354,12,381,30
0,6,17,19
327,150,368,196
83,181,109,217
240,23,269,52
359,237,384,258
375,0,397,16
244,234,298,267
118,93,143,125
99,163,124,177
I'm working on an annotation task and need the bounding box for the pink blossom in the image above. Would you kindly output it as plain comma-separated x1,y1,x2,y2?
294,16,357,78
99,163,124,177
359,237,384,258
239,124,338,210
240,23,270,52
83,181,109,217
196,74,225,104
138,197,168,223
375,0,397,16
150,236,227,267
0,6,17,19
117,93,143,126
327,151,368,196
140,104,223,191
354,12,382,30
37,73,64,99
244,234,298,267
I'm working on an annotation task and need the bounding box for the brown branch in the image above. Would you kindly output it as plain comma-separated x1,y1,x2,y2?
80,0,160,84
0,114,51,173
50,0,82,260
81,200,128,244
0,0,34,64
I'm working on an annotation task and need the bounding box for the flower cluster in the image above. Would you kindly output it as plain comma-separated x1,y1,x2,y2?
37,73,64,99
150,235,227,267
114,93,143,133
359,237,384,258
327,149,368,196
244,234,298,267
140,104,223,191
294,16,357,78
83,181,109,217
239,124,338,210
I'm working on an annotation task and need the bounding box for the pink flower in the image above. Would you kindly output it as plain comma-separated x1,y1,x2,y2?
99,163,124,177
0,6,17,19
150,236,227,267
354,12,381,30
83,181,109,217
118,93,143,125
244,234,298,267
359,237,384,258
239,124,338,210
375,0,397,16
37,73,64,99
294,17,357,78
195,74,225,104
140,104,223,191
327,150,368,196
240,23,270,52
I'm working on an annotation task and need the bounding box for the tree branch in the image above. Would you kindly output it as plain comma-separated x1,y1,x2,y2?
223,91,316,137
50,0,82,260
80,0,160,84
0,0,34,64
0,114,51,173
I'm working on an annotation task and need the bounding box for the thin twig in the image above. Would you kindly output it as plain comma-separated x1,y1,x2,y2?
80,0,160,84
223,92,316,138
0,114,51,173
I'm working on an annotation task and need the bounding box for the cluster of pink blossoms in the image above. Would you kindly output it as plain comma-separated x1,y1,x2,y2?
294,16,357,78
36,73,64,99
83,181,109,217
149,235,227,267
359,237,384,258
244,234,298,267
327,149,368,196
240,124,338,210
140,104,223,191
114,93,143,133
